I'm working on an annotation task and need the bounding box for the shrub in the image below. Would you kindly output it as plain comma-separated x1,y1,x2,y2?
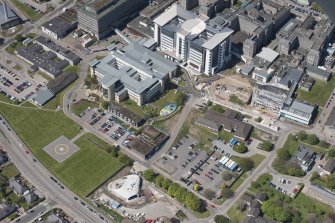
297,131,307,141
261,141,273,151
306,134,319,145
143,169,156,182
234,143,248,153
221,188,234,199
214,215,230,223
204,189,216,200
255,117,263,123
238,158,254,171
222,172,233,181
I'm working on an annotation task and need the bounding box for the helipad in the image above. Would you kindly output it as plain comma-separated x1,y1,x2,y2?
42,136,80,163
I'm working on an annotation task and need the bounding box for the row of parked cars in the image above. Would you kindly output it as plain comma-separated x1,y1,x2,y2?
15,81,31,93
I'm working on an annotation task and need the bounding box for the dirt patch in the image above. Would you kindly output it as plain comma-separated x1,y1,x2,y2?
210,75,253,104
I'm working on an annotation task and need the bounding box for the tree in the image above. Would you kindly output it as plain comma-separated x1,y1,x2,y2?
277,148,291,161
118,154,133,166
162,178,172,191
143,169,156,182
214,215,230,223
204,189,216,200
297,131,308,141
287,167,304,177
326,175,335,189
328,149,335,157
310,172,320,182
275,208,292,222
221,188,234,199
234,143,248,153
211,104,225,113
106,146,117,157
155,175,164,188
175,92,186,107
168,183,180,197
101,101,109,110
110,147,118,157
255,116,263,123
236,201,247,211
222,172,233,181
184,192,201,211
261,141,273,151
193,183,200,191
238,158,254,171
15,34,24,42
175,187,187,203
307,134,319,145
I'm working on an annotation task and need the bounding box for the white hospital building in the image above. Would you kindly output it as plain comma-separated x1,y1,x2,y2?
154,4,234,75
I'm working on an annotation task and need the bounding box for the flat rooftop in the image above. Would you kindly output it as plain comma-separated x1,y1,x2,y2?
92,42,177,94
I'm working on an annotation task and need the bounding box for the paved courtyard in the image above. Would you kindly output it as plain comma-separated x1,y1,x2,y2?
43,136,80,163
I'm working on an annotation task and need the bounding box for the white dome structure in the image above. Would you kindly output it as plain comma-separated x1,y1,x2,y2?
109,174,141,202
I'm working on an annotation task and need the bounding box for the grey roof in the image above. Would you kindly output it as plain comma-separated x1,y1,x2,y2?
0,203,16,221
279,69,303,87
47,214,67,223
32,88,55,106
250,200,261,208
9,179,27,195
24,191,38,203
92,42,177,94
203,110,253,140
324,159,335,173
16,43,67,77
241,64,255,75
282,100,315,119
255,192,267,202
306,65,331,79
42,9,77,37
47,73,78,94
195,118,221,132
295,145,315,162
153,4,197,27
254,69,270,78
0,3,19,25
248,208,261,218
35,36,80,64
201,27,234,50
241,193,254,202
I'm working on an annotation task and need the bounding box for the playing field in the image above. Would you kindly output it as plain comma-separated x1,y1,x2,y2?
0,104,80,151
53,133,124,197
0,104,123,197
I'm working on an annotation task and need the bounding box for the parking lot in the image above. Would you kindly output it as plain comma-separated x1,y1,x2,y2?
269,173,302,197
0,63,40,102
79,108,130,143
154,136,244,193
155,136,208,181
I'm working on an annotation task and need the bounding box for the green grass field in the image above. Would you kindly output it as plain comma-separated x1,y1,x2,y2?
121,89,179,118
296,77,335,107
283,134,330,155
0,104,124,197
72,99,99,116
9,0,42,21
1,163,19,178
0,104,80,151
5,42,24,55
228,205,246,223
230,154,265,191
54,133,124,197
